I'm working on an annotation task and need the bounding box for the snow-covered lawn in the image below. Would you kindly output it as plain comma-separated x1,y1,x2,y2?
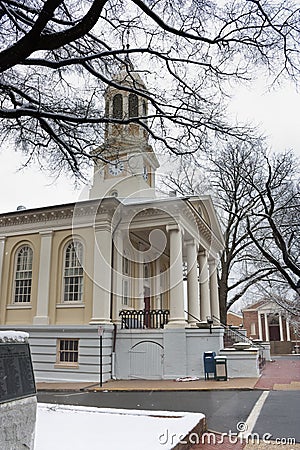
35,403,205,450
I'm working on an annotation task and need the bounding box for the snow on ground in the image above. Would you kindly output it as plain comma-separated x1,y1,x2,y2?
35,403,205,450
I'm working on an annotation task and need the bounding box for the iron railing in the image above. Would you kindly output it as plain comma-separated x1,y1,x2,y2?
119,309,169,329
212,315,266,370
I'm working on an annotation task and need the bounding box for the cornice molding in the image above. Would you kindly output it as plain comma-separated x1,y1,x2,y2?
0,199,118,232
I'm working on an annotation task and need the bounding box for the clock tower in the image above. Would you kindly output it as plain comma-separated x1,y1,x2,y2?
89,62,160,199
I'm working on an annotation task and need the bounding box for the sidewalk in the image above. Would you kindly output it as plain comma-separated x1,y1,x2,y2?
36,356,300,393
37,377,258,392
254,356,300,390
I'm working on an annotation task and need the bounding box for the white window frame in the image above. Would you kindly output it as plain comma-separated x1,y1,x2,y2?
13,245,33,303
63,240,84,303
56,338,79,367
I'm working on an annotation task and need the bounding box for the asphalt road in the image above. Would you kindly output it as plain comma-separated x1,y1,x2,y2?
252,391,300,443
37,389,300,442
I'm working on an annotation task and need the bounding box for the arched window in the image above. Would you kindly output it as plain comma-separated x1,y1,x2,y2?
14,245,33,303
112,94,123,119
128,93,138,118
63,241,84,302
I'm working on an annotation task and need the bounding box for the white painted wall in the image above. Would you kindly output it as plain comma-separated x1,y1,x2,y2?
115,327,225,380
1,326,114,383
219,349,260,378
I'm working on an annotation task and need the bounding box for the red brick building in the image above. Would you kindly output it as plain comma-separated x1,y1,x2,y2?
227,311,243,327
242,300,299,355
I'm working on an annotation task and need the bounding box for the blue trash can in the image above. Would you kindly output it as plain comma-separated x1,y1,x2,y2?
203,351,216,380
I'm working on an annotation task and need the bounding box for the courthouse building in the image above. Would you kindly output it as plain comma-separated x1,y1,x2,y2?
0,65,225,382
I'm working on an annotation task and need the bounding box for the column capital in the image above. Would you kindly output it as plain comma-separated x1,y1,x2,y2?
166,223,181,233
94,223,112,233
39,230,53,237
0,236,6,243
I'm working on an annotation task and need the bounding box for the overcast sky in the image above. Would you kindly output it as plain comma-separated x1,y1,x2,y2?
0,79,299,214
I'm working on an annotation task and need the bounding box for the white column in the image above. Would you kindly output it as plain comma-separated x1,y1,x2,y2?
0,237,6,294
264,313,270,341
166,224,186,328
198,251,211,321
279,313,284,341
90,224,112,324
258,312,263,340
209,259,220,322
154,259,161,309
112,230,123,323
286,318,291,341
186,240,200,327
33,231,53,325
136,243,144,310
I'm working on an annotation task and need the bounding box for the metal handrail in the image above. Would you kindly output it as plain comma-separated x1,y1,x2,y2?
212,315,265,349
212,315,266,370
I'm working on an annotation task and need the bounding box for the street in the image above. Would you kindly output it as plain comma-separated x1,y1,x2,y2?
38,389,300,443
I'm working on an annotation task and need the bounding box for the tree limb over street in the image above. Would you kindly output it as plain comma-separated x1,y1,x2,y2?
161,145,299,321
0,0,299,175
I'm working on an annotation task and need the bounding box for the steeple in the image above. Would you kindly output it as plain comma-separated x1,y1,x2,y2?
89,61,160,200
104,61,149,146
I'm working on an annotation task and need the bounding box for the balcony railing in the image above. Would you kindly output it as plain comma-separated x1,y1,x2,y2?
119,309,170,329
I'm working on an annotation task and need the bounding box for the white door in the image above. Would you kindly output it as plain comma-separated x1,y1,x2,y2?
130,341,163,379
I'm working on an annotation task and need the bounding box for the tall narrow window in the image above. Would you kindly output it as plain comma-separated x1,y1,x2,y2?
128,93,138,118
123,279,129,306
142,99,147,124
112,94,123,119
14,245,33,303
123,257,129,276
144,262,150,280
63,241,84,302
122,255,130,306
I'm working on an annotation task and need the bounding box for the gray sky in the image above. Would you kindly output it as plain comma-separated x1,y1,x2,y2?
0,80,299,214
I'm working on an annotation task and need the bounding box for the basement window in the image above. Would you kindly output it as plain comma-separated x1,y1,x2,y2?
56,339,79,367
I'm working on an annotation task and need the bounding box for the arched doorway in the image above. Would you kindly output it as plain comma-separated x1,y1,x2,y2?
129,341,163,379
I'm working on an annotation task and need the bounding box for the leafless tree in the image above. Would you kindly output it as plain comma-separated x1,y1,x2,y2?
161,144,279,323
208,144,281,323
245,151,300,297
0,0,299,176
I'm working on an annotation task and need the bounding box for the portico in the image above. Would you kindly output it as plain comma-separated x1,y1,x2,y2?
107,195,223,331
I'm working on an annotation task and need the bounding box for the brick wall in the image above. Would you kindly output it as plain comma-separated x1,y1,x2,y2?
227,312,243,327
243,311,259,339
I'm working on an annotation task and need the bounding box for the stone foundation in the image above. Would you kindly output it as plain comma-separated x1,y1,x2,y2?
0,391,37,450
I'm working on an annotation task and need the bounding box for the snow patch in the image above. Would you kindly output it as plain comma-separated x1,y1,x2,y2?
35,403,205,450
0,330,29,342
